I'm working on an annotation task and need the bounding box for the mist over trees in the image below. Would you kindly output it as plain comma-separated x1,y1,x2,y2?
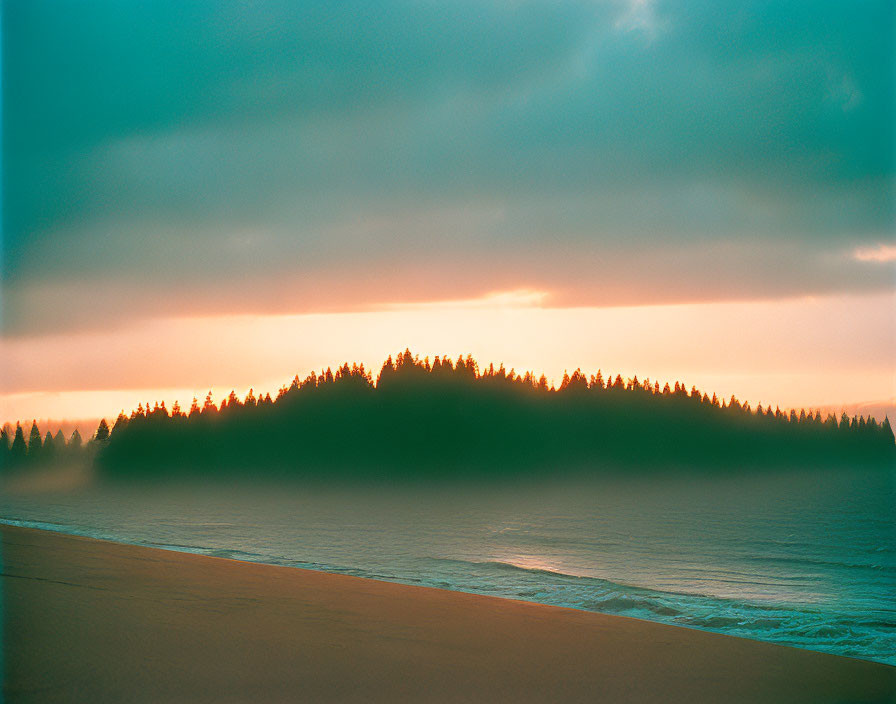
0,421,97,472
3,351,893,478
82,351,894,480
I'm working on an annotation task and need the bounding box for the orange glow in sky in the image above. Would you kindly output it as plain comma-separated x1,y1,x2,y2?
3,290,893,427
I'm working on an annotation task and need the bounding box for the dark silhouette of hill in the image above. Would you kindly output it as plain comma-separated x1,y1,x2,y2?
4,351,893,478
88,350,894,480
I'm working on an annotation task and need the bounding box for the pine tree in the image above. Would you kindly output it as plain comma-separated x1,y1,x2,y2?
28,421,43,460
112,413,129,435
0,423,11,469
43,431,56,461
11,423,27,464
69,429,83,452
94,419,111,443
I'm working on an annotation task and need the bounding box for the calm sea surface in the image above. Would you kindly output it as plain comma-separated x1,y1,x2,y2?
2,467,894,664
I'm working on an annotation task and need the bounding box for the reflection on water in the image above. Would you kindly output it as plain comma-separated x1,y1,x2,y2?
1,467,894,664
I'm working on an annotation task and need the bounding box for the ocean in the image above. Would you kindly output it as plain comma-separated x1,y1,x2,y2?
2,466,893,664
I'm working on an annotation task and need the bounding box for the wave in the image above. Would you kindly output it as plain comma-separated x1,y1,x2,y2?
421,556,896,664
742,554,896,572
428,557,805,607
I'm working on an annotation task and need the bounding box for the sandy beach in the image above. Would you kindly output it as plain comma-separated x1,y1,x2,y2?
2,524,893,703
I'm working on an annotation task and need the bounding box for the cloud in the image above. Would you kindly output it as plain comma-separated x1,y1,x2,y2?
615,0,664,37
2,0,894,335
853,243,896,263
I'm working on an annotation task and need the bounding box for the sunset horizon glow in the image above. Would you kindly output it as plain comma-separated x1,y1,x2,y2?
3,289,893,429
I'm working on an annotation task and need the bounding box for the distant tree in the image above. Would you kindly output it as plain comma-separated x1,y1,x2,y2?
53,429,66,449
69,429,83,452
840,412,851,432
94,419,111,443
43,431,56,461
0,423,11,469
112,413,129,435
11,423,27,464
28,421,43,460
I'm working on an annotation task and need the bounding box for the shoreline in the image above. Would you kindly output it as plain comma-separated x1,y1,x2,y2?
3,524,894,702
1,510,892,667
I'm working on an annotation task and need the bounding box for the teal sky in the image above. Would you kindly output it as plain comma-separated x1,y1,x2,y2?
2,0,894,336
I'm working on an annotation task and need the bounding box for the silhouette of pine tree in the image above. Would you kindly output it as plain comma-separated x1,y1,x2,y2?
0,424,11,465
94,419,111,443
113,413,130,435
43,431,56,461
27,421,43,461
10,423,27,465
69,429,83,452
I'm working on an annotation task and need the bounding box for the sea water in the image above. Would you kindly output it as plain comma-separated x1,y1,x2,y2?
1,467,893,664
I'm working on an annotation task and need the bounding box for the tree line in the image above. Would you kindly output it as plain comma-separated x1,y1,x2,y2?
4,351,893,477
0,419,111,470
93,350,894,479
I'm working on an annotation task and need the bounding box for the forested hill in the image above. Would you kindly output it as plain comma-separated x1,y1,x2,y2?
83,350,895,480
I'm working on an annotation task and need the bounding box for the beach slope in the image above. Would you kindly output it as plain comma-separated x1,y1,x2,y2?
2,525,893,703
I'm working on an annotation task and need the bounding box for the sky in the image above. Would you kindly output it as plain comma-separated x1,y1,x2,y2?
2,0,894,426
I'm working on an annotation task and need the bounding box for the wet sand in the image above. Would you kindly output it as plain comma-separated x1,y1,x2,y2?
2,524,893,703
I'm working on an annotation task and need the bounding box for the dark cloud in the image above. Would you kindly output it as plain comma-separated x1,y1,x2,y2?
3,0,893,334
